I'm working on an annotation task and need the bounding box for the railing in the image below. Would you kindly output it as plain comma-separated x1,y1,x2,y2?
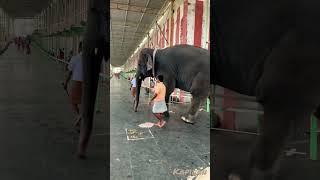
31,39,107,80
31,38,107,114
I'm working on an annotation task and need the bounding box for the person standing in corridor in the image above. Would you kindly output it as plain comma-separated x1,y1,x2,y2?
149,75,167,128
63,42,83,131
130,77,137,99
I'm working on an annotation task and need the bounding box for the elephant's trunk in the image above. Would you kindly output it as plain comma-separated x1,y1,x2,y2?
77,0,108,159
78,49,102,158
134,74,142,112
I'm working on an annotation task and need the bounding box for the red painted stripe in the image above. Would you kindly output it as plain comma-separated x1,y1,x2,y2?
180,0,188,44
161,26,165,48
173,8,178,96
194,0,203,47
223,89,236,129
180,0,188,102
152,33,154,47
166,19,170,46
159,30,161,46
170,15,174,46
208,20,210,50
160,26,162,48
156,29,158,46
175,7,180,45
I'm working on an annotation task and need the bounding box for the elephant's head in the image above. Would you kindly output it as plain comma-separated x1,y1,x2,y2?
77,0,108,159
134,48,155,112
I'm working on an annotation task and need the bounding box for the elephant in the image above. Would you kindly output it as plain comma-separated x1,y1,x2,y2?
133,44,210,124
77,0,108,159
213,0,320,179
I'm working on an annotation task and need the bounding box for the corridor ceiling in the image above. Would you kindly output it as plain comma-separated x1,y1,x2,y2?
0,0,168,67
111,0,167,67
0,0,50,17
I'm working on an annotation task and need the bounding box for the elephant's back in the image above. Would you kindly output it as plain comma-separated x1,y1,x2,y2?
170,44,209,54
162,45,209,63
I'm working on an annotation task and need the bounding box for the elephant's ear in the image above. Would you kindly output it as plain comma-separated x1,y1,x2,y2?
146,54,153,71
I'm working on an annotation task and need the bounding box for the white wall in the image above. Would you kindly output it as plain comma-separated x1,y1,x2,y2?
14,19,36,36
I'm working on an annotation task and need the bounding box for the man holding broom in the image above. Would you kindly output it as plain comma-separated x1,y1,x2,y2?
63,42,83,132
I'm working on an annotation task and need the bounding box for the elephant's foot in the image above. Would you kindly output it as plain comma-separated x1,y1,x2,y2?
76,149,87,159
249,167,277,180
181,114,196,124
313,111,320,120
77,127,91,160
228,173,241,180
212,113,222,128
76,142,87,159
74,126,80,133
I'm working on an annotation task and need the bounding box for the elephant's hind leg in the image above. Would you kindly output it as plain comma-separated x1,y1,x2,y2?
164,94,171,117
163,82,175,118
181,95,207,124
181,73,209,124
247,103,312,180
313,105,320,120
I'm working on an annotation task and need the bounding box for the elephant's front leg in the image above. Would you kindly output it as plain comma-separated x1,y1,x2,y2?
181,73,209,124
209,84,222,128
313,104,320,120
163,78,175,118
163,94,170,117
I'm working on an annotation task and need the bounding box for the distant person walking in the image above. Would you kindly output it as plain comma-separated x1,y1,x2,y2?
63,42,83,131
58,48,65,60
25,36,31,55
149,75,167,128
21,37,25,52
130,77,137,99
17,37,21,50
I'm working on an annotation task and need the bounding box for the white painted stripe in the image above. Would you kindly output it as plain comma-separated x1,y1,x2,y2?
173,8,177,45
173,0,183,45
179,0,184,44
202,0,209,49
164,23,168,48
187,0,196,45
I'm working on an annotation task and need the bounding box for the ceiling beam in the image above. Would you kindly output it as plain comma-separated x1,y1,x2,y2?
111,20,151,29
123,0,151,58
110,1,161,10
110,2,160,15
111,31,147,35
120,0,130,49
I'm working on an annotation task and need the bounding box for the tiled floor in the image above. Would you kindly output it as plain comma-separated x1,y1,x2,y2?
0,45,107,180
110,77,210,180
